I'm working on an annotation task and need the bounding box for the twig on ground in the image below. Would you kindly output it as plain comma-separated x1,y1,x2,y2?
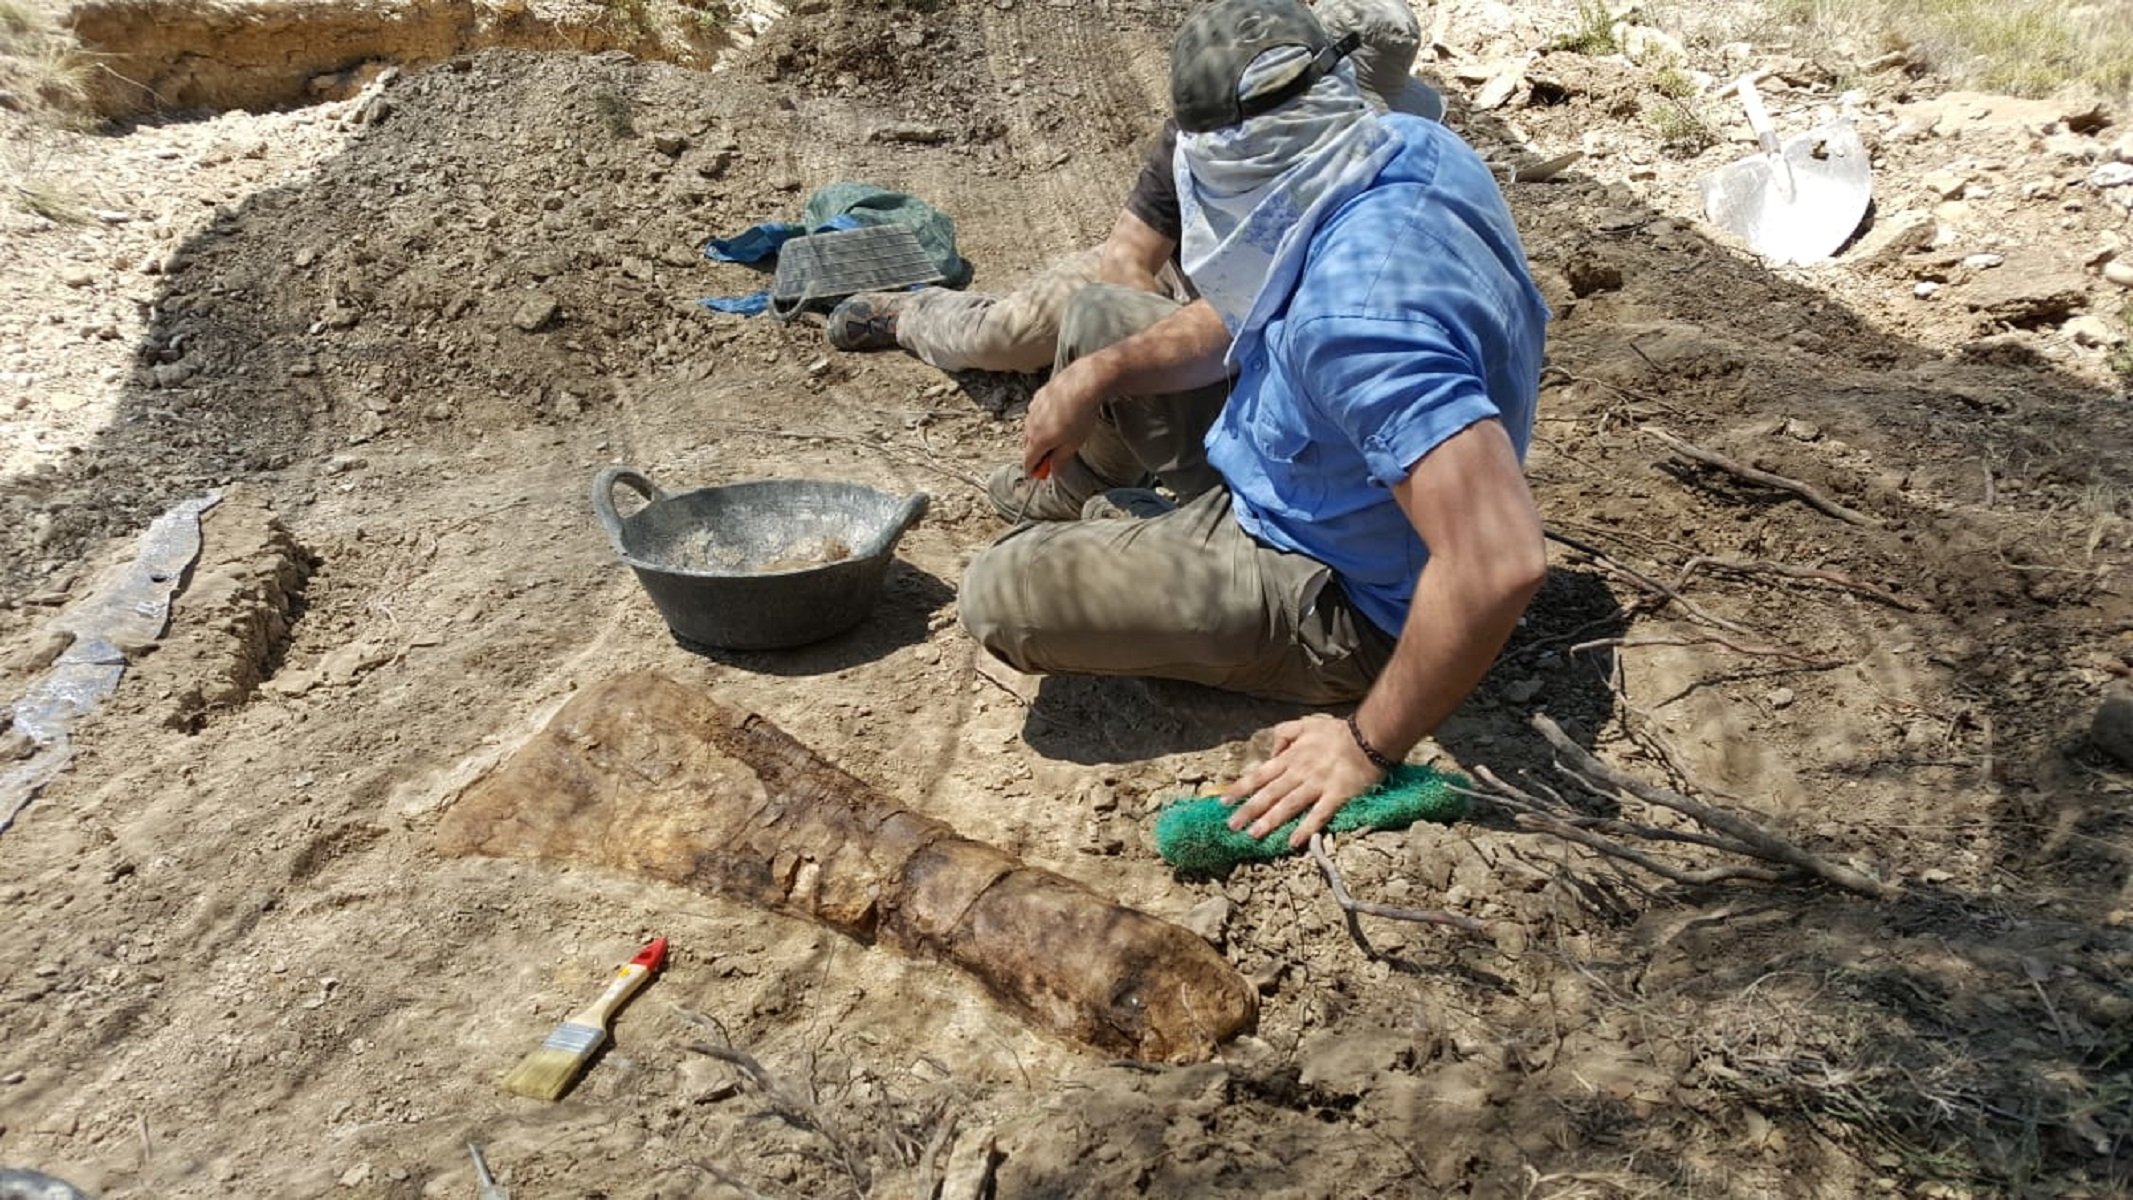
1458,776,1755,857
1646,428,1882,528
1462,767,1568,815
682,1009,872,1192
1675,555,1929,613
970,662,1032,707
1544,528,1758,637
910,1110,961,1200
1545,516,1700,560
1508,598,1658,663
1539,365,1690,417
687,1160,778,1200
1570,634,1846,668
1308,832,1488,936
1532,715,1897,899
1615,692,1744,801
1460,773,1790,887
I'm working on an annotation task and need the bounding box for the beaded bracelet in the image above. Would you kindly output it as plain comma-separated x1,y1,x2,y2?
1345,711,1400,772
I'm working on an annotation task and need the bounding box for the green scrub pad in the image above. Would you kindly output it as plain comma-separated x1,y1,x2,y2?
1153,764,1470,873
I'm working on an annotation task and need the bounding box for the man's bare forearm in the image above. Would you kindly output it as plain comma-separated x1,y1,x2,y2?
1352,550,1541,761
1354,420,1548,761
1071,299,1232,401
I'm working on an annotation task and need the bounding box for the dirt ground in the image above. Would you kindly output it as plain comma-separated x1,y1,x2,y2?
3,0,2132,1195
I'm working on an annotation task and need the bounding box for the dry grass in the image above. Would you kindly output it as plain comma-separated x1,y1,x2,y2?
1758,0,2133,98
7,168,86,221
1,0,98,221
1647,97,1719,154
1549,0,1622,55
0,0,90,114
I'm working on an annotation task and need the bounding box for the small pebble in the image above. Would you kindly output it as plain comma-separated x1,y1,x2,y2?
1768,687,1796,709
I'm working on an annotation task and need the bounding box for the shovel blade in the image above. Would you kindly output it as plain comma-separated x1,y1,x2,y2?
1702,119,1872,266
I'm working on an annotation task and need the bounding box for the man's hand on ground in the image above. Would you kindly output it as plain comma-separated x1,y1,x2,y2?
1022,357,1106,474
1220,714,1385,847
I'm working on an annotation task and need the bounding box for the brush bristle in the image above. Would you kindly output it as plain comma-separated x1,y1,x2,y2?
500,1021,605,1100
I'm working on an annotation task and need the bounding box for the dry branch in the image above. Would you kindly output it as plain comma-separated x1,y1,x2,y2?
1570,634,1845,668
1543,528,1757,637
1647,428,1882,528
1520,772,1764,858
437,672,1257,1060
1531,715,1896,899
1675,555,1928,613
1307,833,1487,936
1461,772,1789,888
686,1034,870,1188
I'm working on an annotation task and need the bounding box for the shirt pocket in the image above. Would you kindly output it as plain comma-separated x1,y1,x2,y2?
1248,406,1326,514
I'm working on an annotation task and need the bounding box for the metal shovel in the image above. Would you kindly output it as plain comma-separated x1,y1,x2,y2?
1701,74,1872,266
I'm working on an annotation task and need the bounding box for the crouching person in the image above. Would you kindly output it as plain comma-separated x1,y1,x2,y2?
959,0,1552,844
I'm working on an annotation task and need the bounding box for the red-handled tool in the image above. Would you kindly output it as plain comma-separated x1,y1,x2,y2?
1011,454,1053,525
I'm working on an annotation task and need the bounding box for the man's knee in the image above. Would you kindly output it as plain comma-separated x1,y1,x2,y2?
1058,285,1181,363
957,542,1026,663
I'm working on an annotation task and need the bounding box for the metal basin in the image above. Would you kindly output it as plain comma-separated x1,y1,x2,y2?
594,466,928,651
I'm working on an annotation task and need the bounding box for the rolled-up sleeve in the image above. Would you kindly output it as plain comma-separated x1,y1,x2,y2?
1291,311,1501,489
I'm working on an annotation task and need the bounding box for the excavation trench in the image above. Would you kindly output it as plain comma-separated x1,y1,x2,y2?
65,0,779,115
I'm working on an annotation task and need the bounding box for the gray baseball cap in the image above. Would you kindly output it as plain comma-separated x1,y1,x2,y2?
1170,0,1361,134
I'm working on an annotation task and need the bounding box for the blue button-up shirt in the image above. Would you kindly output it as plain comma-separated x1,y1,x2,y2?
1206,114,1549,635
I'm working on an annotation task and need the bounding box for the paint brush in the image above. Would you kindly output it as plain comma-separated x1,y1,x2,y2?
500,937,667,1101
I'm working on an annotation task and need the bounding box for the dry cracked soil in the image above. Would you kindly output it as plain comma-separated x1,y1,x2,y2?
3,0,2133,1196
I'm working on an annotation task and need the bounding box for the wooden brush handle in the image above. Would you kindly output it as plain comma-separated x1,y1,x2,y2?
569,961,652,1029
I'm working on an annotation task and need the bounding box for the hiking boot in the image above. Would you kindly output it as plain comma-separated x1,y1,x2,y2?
826,291,908,352
987,463,1093,523
1080,488,1176,521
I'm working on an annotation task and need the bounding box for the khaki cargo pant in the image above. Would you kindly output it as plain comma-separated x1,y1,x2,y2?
894,249,1194,375
958,287,1396,705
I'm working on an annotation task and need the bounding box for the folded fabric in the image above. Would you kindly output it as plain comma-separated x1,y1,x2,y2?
698,292,772,316
698,184,972,314
704,214,861,265
801,184,972,288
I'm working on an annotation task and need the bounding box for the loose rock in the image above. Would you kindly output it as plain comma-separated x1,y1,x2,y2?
1962,270,2087,325
1563,252,1623,297
2066,315,2125,348
512,293,560,331
1181,896,1232,946
1296,1026,1413,1096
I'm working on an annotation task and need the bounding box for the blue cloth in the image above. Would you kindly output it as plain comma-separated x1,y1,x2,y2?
704,214,863,265
704,222,808,264
699,292,771,315
699,214,865,313
1205,115,1550,635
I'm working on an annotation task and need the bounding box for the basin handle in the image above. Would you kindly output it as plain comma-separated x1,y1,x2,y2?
592,466,667,553
859,491,930,560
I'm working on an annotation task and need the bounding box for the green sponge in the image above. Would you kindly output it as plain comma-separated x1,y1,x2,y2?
1153,764,1470,873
